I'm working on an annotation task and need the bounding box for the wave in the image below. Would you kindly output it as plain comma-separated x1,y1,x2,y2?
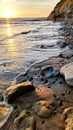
0,30,31,42
0,18,45,25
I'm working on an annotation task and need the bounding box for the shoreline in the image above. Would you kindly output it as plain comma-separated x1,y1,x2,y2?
0,21,73,130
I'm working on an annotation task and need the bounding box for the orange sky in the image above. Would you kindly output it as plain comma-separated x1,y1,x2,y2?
0,0,60,18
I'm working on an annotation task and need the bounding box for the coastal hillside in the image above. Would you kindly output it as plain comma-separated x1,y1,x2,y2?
47,0,73,20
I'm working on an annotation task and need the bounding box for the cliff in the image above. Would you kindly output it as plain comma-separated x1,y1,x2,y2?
47,0,73,21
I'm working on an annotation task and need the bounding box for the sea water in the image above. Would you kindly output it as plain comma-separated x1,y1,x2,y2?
0,18,63,85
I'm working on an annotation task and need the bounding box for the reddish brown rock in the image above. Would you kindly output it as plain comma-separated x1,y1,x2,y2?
0,102,13,128
47,0,73,21
5,81,35,103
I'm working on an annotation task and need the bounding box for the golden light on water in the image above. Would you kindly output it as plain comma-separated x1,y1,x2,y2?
2,9,13,18
6,23,18,58
7,38,18,57
7,24,12,36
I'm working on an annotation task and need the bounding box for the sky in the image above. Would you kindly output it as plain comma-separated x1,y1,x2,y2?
0,0,60,18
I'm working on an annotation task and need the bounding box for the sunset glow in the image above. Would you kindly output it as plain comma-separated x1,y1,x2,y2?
2,9,13,18
3,0,15,3
0,0,60,18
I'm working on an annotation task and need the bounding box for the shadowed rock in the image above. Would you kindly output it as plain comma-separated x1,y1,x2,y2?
14,110,35,130
5,81,35,103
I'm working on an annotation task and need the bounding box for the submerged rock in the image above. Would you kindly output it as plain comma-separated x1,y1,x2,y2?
5,81,35,103
57,40,68,48
60,62,73,86
0,102,13,128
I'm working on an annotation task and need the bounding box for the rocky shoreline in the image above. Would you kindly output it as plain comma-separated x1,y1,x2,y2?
0,21,73,130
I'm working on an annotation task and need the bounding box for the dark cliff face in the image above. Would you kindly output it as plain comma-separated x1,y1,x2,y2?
47,0,73,21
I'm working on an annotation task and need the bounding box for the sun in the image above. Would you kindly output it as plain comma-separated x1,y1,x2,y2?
2,9,13,18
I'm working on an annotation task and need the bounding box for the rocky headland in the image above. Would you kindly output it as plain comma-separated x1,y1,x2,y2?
0,1,73,130
47,0,73,21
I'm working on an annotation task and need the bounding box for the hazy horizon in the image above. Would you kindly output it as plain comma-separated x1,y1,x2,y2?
0,0,60,18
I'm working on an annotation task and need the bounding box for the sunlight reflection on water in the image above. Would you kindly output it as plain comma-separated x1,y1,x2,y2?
0,19,64,84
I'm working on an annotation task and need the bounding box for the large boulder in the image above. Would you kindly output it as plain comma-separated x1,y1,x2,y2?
60,62,73,86
4,81,35,103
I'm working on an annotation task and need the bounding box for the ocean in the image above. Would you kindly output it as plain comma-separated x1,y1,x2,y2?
0,18,64,86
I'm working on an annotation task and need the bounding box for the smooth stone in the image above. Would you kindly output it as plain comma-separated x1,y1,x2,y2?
60,62,73,86
5,81,35,103
40,65,59,78
0,102,13,128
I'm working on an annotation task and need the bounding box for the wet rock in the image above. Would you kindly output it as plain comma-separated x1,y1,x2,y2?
33,87,55,118
40,45,46,49
63,107,73,130
63,107,73,118
57,40,68,48
60,42,68,48
0,95,4,102
40,44,54,49
35,87,54,100
65,118,73,130
58,100,63,106
60,62,73,86
58,54,64,58
14,110,26,124
5,81,35,103
14,110,35,130
40,65,59,78
12,72,27,85
0,102,13,128
32,100,52,118
61,50,73,59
